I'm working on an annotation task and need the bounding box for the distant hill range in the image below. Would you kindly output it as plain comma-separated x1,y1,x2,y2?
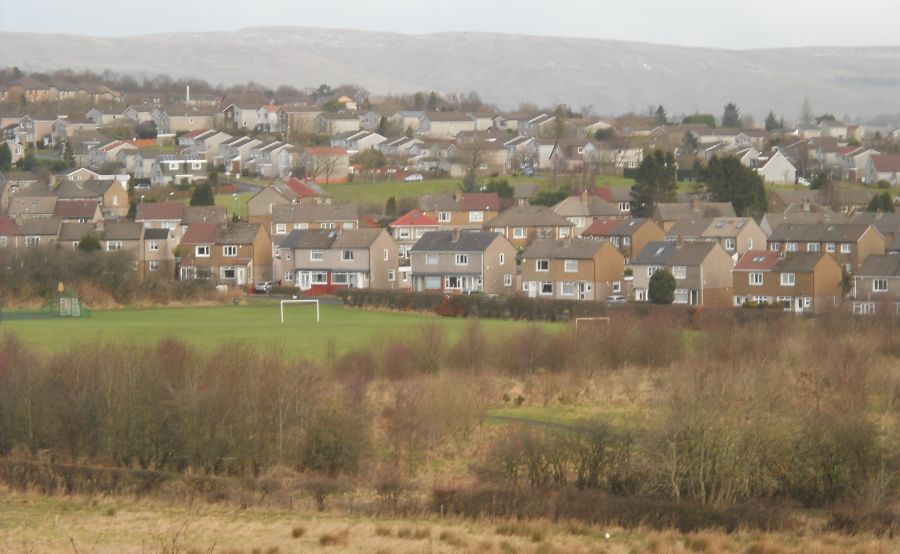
3,26,900,121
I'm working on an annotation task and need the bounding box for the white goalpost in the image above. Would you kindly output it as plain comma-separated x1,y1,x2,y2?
574,317,610,333
280,299,320,323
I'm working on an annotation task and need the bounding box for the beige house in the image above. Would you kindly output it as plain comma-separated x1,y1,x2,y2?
733,250,842,313
581,218,665,264
487,205,575,248
143,227,177,278
767,223,885,273
852,255,900,315
521,238,625,300
409,230,516,295
552,192,621,234
666,216,767,259
419,192,501,230
631,240,734,306
417,112,476,139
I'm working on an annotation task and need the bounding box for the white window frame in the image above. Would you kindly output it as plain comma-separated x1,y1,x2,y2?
561,282,576,296
455,254,469,266
672,266,687,280
873,279,888,292
749,272,764,286
426,253,439,265
438,211,451,223
786,242,798,252
149,240,160,252
536,259,549,272
388,269,396,282
826,243,836,253
513,227,526,239
223,245,237,257
540,281,553,295
275,223,287,234
840,243,852,253
342,250,354,261
564,259,578,273
504,273,512,287
499,253,505,265
106,241,123,251
469,211,484,223
807,242,820,252
724,238,736,251
310,250,324,261
149,260,160,272
780,272,795,286
195,245,210,257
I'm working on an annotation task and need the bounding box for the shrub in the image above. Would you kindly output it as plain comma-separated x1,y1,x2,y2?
318,529,349,546
291,526,305,538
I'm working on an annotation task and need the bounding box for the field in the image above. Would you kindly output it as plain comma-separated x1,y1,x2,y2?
2,492,896,554
0,300,556,359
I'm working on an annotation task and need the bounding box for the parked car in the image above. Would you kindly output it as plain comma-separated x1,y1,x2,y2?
404,173,424,182
606,294,627,304
522,167,535,177
254,281,273,293
797,177,811,187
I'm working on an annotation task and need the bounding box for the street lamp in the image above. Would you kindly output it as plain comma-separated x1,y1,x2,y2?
232,193,238,219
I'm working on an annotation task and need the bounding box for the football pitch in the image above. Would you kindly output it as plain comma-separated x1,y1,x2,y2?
0,299,555,359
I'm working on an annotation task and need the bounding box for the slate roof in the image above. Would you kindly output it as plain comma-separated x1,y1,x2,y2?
489,205,572,227
667,241,720,266
58,222,97,241
57,181,102,200
655,201,736,220
16,217,61,236
272,203,358,223
10,196,57,216
850,212,900,237
410,230,500,252
583,217,653,238
332,228,383,249
217,222,260,245
702,217,754,238
552,195,619,218
143,228,171,240
667,217,714,239
418,193,457,212
857,255,900,277
768,223,876,243
183,206,227,225
102,221,143,241
522,238,605,260
773,252,828,273
632,241,678,265
280,229,338,250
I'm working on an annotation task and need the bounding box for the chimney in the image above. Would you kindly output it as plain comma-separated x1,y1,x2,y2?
455,189,463,203
186,84,190,104
581,189,588,203
691,197,700,211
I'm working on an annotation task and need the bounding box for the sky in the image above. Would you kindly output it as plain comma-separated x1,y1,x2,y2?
0,0,898,49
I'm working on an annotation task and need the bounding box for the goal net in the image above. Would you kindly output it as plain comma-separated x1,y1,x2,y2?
280,299,320,323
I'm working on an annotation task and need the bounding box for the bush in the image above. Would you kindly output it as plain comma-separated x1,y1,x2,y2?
648,269,675,304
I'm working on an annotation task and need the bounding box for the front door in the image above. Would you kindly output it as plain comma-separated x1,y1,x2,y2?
795,298,803,312
526,281,538,298
236,267,246,286
299,272,311,291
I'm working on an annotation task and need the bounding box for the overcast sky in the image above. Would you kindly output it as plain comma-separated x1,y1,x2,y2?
1,0,898,49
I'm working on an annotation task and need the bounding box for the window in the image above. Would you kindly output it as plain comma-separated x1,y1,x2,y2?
874,279,888,292
166,221,177,229
446,276,463,289
275,223,287,234
840,243,852,253
398,228,411,239
750,272,764,286
342,222,354,229
222,267,236,279
149,260,159,272
538,227,553,239
310,250,324,261
106,241,122,251
223,245,237,257
786,242,798,252
469,211,483,222
780,273,795,286
196,245,210,257
168,162,178,171
191,162,201,170
149,240,160,252
438,211,451,222
853,302,876,315
284,271,294,281
504,274,513,287
672,266,687,280
332,272,350,285
540,282,553,295
612,281,622,293
424,276,441,289
388,269,395,282
342,250,354,261
322,222,336,229
294,223,309,230
426,253,439,265
647,266,659,278
826,243,836,253
807,242,820,252
0,236,6,247
536,259,549,272
499,253,505,265
513,227,526,239
564,259,578,272
455,254,468,265
26,236,40,247
769,242,780,251
311,272,327,284
803,297,812,309
622,236,631,246
561,282,576,296
724,238,736,251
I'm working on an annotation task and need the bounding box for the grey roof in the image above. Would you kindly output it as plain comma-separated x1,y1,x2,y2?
668,241,719,266
217,222,260,245
655,201,736,220
522,238,604,260
633,241,678,265
489,205,572,227
143,228,171,240
850,212,900,237
331,228,383,249
553,195,620,218
773,252,829,273
667,217,714,239
768,223,875,243
272,203,358,223
857,254,900,277
889,235,900,253
55,181,101,199
411,230,501,253
10,196,57,216
762,211,848,230
702,217,754,239
102,221,143,241
183,206,228,225
418,193,457,212
16,217,61,236
280,229,338,249
58,221,97,241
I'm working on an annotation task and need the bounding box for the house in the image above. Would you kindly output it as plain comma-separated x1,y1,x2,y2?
100,221,144,265
280,104,323,135
55,167,100,184
389,111,424,134
865,154,900,186
52,199,102,223
135,202,186,240
122,105,156,124
389,209,440,258
331,130,386,154
760,210,848,236
852,255,900,315
767,223,885,273
90,140,136,170
297,147,350,184
592,185,634,215
270,203,359,239
191,130,233,163
752,151,797,185
850,212,900,247
247,178,332,227
157,109,216,134
666,216,767,258
150,154,207,187
178,222,272,285
219,136,262,175
256,105,282,132
513,183,540,206
184,205,228,227
417,112,476,139
222,103,260,130
0,217,14,250
487,205,575,248
9,195,57,220
445,141,509,177
631,240,734,306
409,230,516,295
3,140,25,164
49,118,99,147
249,140,290,178
521,238,625,300
14,217,61,249
419,192,501,230
57,221,97,250
279,228,399,292
315,112,361,135
143,227,177,278
652,198,737,231
552,192,621,234
581,218,665,264
56,179,129,218
733,250,843,312
691,128,750,147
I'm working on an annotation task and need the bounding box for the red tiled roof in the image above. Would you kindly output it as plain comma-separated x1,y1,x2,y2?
135,202,185,221
181,223,219,245
261,104,280,113
98,140,123,152
181,128,210,139
872,154,900,173
53,200,98,218
459,192,500,211
582,218,623,236
390,209,438,227
837,145,862,156
284,177,324,198
734,250,780,271
0,217,15,235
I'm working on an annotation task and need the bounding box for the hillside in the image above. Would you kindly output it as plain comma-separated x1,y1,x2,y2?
2,27,900,120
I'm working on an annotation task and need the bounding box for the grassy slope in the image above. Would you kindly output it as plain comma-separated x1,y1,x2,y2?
0,300,555,360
